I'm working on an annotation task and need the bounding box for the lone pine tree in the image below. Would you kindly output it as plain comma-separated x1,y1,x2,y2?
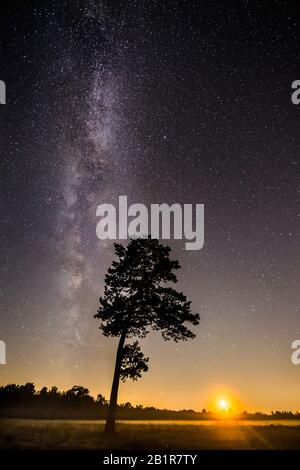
95,237,200,434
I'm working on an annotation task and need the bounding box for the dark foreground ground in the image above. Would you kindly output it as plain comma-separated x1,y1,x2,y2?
0,419,300,450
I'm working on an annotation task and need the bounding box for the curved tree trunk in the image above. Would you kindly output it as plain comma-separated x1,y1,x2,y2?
104,330,127,434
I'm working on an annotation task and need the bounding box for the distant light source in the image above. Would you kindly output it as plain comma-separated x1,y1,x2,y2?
218,398,229,411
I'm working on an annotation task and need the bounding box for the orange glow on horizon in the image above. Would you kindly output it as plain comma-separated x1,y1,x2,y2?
203,385,246,415
218,398,230,412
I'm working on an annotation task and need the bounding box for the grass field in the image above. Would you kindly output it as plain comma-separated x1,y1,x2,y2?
1,419,300,450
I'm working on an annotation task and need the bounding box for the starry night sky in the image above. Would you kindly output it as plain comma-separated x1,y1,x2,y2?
0,0,299,412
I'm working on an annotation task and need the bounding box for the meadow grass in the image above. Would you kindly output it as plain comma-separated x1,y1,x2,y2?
0,419,300,450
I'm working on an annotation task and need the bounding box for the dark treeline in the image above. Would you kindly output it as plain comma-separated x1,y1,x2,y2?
0,383,299,420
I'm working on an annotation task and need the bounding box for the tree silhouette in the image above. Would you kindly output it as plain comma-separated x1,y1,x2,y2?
95,237,200,434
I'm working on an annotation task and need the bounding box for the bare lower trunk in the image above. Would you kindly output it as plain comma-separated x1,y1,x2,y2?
104,330,127,434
